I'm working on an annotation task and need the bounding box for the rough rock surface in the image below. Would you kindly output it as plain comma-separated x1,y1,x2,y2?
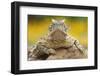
28,34,87,60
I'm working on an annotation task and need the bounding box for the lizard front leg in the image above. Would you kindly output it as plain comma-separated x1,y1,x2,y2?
74,40,87,57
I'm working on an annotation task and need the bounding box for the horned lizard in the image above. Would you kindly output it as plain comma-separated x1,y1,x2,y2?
28,19,87,60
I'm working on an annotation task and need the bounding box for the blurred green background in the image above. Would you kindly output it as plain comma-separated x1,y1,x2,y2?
28,15,88,48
